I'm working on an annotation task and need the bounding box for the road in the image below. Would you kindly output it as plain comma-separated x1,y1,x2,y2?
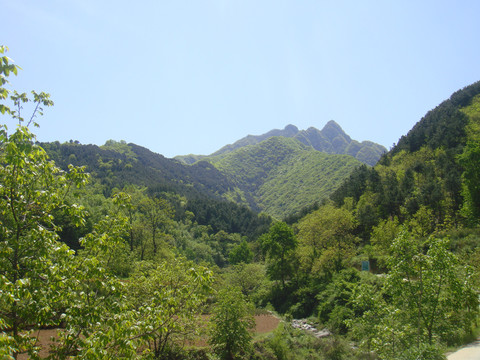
447,340,480,360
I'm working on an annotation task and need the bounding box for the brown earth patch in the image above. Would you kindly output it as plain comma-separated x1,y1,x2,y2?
15,314,280,357
254,314,280,334
17,329,59,359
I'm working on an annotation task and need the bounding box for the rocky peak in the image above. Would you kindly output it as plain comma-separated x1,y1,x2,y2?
320,120,351,143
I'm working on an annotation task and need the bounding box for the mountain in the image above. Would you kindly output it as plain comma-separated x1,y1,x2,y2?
175,121,386,166
42,134,363,220
41,140,272,238
42,141,234,199
205,136,362,218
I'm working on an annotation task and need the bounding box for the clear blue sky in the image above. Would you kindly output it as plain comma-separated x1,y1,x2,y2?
2,0,480,158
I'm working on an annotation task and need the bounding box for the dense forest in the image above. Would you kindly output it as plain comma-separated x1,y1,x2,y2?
201,136,363,218
2,45,480,359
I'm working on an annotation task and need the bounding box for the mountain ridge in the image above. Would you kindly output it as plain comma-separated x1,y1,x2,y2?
175,121,386,166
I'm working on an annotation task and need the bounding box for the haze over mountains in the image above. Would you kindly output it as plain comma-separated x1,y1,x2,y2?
175,120,386,166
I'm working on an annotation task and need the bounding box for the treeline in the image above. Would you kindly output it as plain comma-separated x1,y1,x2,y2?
42,141,234,198
329,80,480,238
394,80,480,154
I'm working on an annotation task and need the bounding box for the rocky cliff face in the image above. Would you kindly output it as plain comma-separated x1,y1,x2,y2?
292,121,386,165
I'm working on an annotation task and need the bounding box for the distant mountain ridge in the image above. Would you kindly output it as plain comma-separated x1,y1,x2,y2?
176,121,386,166
42,134,364,219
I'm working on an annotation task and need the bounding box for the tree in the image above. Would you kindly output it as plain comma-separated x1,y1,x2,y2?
260,222,297,289
0,47,218,359
125,258,214,358
0,46,20,116
459,140,480,223
0,47,130,358
209,286,255,360
226,263,272,306
139,195,174,256
0,47,92,357
229,239,253,265
382,231,478,354
296,204,357,276
370,216,401,269
0,121,131,358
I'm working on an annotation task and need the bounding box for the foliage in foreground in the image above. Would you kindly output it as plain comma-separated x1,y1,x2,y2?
0,47,215,359
209,286,255,360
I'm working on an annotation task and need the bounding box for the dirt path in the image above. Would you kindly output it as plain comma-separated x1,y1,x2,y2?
447,340,480,360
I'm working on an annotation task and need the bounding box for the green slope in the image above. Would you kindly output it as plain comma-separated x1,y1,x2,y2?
258,150,362,218
41,141,272,238
207,137,362,218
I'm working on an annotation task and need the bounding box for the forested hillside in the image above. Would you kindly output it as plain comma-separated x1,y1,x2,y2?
205,136,362,218
41,140,271,240
2,45,480,359
331,80,480,235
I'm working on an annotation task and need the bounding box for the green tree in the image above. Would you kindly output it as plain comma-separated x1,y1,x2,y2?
0,126,84,357
0,48,93,357
226,263,272,306
459,140,480,223
139,195,174,256
260,222,297,289
384,231,478,353
51,197,131,358
0,112,131,358
0,46,20,116
209,286,255,360
229,239,253,265
370,216,401,269
125,257,214,358
0,47,220,359
296,204,357,276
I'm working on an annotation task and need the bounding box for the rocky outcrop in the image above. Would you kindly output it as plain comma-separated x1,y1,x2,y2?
291,319,332,338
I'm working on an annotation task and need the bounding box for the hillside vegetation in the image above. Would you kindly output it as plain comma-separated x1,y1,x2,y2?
207,136,362,218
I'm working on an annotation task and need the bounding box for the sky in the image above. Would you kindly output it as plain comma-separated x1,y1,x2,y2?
2,1,480,158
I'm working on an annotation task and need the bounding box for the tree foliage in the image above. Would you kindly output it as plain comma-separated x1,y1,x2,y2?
351,231,479,358
209,286,255,360
297,203,357,276
260,222,297,289
386,232,478,347
229,239,253,265
125,258,213,358
0,48,217,359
